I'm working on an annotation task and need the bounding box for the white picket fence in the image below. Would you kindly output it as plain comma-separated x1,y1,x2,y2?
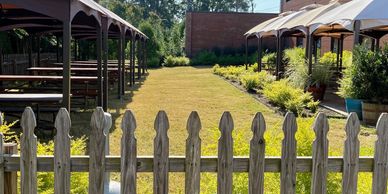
0,107,388,194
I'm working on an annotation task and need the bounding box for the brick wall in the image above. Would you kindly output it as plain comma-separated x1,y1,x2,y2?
185,12,278,58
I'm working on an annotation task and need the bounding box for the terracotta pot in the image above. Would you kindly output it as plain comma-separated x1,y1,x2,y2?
307,84,327,101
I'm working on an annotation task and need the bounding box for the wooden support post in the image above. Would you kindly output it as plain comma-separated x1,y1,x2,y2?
245,37,248,70
276,33,281,80
353,20,361,46
102,17,109,112
74,39,78,61
118,34,123,99
142,40,146,75
137,40,141,80
129,37,134,87
307,34,313,75
145,40,148,73
121,32,126,96
28,35,33,68
132,38,136,84
336,37,340,72
375,38,380,51
3,143,17,194
62,21,71,111
36,36,41,67
97,25,103,107
339,35,344,72
257,36,262,72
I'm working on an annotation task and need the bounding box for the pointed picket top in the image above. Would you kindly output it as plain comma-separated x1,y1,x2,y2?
280,112,297,194
217,111,234,194
54,108,71,138
187,111,201,139
121,110,137,194
372,113,388,194
21,107,37,137
342,112,360,194
311,112,329,194
153,111,169,194
20,107,37,194
185,111,202,194
121,110,137,136
54,108,71,194
249,112,266,194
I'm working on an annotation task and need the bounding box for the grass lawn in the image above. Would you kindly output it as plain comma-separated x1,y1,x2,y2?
102,66,376,193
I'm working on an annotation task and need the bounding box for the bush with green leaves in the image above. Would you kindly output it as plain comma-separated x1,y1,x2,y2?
262,52,276,69
239,73,259,91
212,64,246,81
263,80,319,114
163,55,190,67
191,51,218,66
284,47,306,67
338,44,388,102
139,21,162,68
319,52,337,67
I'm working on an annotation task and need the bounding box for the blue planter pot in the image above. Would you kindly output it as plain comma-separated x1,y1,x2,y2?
345,98,363,119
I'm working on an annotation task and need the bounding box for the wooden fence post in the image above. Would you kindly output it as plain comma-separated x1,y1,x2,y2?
372,113,388,194
249,112,266,194
280,112,297,194
185,111,201,194
217,112,233,194
20,107,37,194
3,143,17,194
311,113,329,194
89,107,107,194
154,111,169,194
342,113,360,194
54,108,71,194
121,110,137,194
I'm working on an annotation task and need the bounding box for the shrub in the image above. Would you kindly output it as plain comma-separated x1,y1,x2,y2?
262,53,276,69
139,21,162,68
263,80,318,114
257,71,275,89
163,55,190,67
342,50,352,68
240,73,259,91
0,115,18,142
319,52,337,67
191,51,218,66
37,137,88,194
283,47,305,67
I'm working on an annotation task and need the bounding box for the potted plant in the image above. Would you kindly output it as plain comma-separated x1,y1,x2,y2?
338,44,388,123
307,63,333,101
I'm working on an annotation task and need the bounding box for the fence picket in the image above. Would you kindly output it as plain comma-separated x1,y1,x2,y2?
0,133,3,194
185,111,201,194
121,110,137,194
54,108,71,194
280,112,297,194
154,111,169,194
89,107,108,194
20,107,37,194
217,112,233,194
372,113,388,194
249,112,266,194
342,113,360,194
311,113,329,194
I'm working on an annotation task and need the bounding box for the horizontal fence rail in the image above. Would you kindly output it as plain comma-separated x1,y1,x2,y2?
0,107,387,194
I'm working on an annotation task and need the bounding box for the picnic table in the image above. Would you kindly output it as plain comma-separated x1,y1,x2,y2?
51,62,124,67
0,75,97,82
27,67,119,72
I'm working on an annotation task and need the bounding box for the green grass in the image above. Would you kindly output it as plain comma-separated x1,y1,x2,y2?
102,66,376,193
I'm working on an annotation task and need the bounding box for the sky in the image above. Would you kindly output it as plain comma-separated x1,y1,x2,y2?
254,0,281,13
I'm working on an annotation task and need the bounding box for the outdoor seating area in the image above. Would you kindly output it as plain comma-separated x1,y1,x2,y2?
245,0,388,124
0,0,148,128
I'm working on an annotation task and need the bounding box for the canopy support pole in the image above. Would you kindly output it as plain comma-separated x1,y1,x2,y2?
257,36,262,72
137,41,141,79
276,32,282,80
74,39,77,61
121,31,126,96
129,36,134,87
307,34,313,76
376,38,380,51
245,37,248,70
97,24,103,107
37,35,41,67
143,40,146,74
353,20,361,46
62,21,71,111
336,37,340,72
145,40,148,73
102,17,109,112
132,37,136,85
118,31,123,99
339,35,344,72
28,35,33,68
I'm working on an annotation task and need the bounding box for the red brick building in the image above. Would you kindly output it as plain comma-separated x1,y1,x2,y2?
185,12,277,58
